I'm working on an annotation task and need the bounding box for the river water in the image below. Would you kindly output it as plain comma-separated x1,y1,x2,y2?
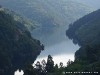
34,37,80,66
15,38,79,75
15,25,80,75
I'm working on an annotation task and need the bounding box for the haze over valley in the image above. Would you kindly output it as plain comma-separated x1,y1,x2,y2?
0,0,94,65
0,0,100,75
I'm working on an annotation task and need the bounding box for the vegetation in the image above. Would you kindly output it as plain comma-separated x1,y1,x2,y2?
0,8,44,75
24,55,73,75
66,9,100,74
0,7,36,31
0,0,93,46
0,0,92,27
23,8,100,75
0,1,100,75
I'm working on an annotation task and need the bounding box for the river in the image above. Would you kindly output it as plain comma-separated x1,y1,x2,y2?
15,38,79,75
15,25,80,75
34,37,80,66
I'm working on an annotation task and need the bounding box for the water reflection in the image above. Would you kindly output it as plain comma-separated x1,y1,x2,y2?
34,39,80,66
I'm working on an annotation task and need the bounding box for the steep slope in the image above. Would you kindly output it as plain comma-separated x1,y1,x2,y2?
0,7,37,31
66,9,100,46
66,9,100,73
0,7,44,75
0,0,93,46
0,0,92,26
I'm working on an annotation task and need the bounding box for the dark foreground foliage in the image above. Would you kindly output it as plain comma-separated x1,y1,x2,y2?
66,9,100,75
0,9,44,75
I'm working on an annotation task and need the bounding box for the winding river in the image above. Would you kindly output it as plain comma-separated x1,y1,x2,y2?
15,37,79,75
34,37,80,66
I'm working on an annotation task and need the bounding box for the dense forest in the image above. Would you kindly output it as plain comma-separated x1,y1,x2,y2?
0,0,93,46
0,1,100,75
23,55,73,75
21,6,100,75
66,9,100,75
0,7,44,75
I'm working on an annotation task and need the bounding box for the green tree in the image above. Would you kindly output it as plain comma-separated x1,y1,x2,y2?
41,59,47,75
59,62,63,68
24,65,36,75
86,45,97,63
46,55,54,73
35,61,42,71
54,64,58,70
41,59,46,71
67,59,73,66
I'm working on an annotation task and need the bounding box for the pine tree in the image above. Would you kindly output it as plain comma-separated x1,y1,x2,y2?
46,55,54,73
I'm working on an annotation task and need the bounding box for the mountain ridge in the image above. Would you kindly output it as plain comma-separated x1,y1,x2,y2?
0,0,93,46
66,9,100,73
0,7,44,75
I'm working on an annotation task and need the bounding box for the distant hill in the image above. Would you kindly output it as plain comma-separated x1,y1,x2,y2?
0,7,43,75
66,9,100,73
74,0,100,9
0,0,93,46
0,7,37,31
66,9,100,46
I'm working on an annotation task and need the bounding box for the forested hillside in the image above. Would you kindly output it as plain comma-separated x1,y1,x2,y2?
0,7,44,75
0,7,36,31
0,0,93,46
66,9,100,45
0,0,92,27
66,9,100,74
